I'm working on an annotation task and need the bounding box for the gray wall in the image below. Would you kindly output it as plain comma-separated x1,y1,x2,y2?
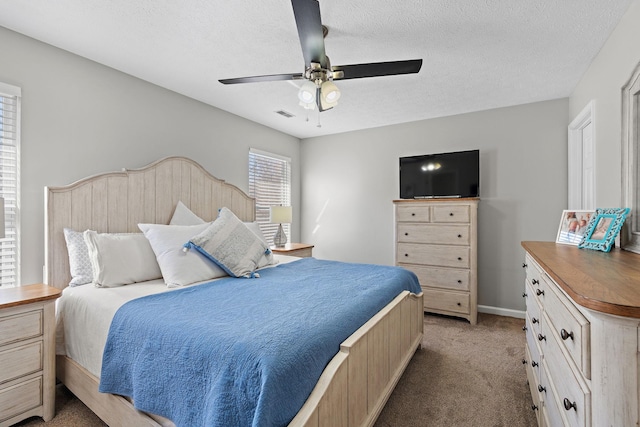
300,99,569,314
0,27,301,285
569,0,640,206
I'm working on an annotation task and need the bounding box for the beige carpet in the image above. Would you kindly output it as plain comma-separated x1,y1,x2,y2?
15,313,537,427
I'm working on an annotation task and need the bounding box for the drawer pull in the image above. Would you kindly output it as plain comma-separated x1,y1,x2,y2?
560,329,574,341
522,263,528,268
522,292,527,298
531,361,538,367
532,279,539,285
404,254,409,257
456,302,461,306
532,317,538,324
563,398,577,411
457,234,462,238
537,333,546,342
538,385,546,393
457,257,462,261
449,212,454,216
535,289,544,296
457,280,462,284
411,213,416,216
404,232,409,236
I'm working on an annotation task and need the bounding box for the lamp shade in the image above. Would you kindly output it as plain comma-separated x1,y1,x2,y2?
298,81,317,104
270,205,292,224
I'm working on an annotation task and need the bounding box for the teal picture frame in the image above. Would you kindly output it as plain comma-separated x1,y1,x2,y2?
578,207,630,252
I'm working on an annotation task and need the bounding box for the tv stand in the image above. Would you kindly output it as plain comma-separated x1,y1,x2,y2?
393,198,479,324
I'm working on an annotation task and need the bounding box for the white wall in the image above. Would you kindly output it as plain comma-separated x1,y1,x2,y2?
301,99,569,313
0,26,301,285
569,0,640,207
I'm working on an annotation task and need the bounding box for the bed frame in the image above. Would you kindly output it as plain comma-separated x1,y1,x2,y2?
45,156,423,427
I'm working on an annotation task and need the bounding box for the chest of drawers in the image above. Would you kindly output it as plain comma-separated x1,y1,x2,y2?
0,284,61,427
394,199,478,324
522,241,640,427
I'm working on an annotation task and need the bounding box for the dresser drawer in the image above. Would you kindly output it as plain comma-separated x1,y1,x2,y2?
540,361,567,427
0,376,42,423
423,288,469,314
526,315,542,380
542,320,591,427
400,264,470,291
397,223,470,245
0,310,43,346
397,243,469,268
396,205,430,222
544,277,590,379
525,281,543,338
0,341,43,384
524,344,542,424
432,205,470,223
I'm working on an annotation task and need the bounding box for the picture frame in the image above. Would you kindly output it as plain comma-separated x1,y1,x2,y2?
578,207,631,252
556,210,595,246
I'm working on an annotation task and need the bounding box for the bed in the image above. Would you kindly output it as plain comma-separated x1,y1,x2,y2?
46,156,424,427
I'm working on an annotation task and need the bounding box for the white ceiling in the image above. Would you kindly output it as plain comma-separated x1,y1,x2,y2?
0,1,633,139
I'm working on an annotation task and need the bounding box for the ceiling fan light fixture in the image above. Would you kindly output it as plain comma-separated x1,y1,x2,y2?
298,80,317,104
321,80,341,105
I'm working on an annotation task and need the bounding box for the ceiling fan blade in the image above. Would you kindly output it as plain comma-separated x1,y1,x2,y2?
332,59,423,80
291,0,327,68
219,73,304,85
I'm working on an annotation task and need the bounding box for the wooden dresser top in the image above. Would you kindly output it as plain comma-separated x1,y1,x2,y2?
0,283,62,310
522,241,640,318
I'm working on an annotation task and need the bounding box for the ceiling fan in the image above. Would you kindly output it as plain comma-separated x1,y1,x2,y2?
219,0,423,112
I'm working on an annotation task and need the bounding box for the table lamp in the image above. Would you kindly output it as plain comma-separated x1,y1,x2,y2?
270,205,292,247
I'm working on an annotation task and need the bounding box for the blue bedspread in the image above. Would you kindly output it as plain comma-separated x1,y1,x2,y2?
99,258,420,427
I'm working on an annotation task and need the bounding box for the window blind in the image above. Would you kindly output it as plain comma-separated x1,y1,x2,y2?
248,148,291,246
0,83,21,288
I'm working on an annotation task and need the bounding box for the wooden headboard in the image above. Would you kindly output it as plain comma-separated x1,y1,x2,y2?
45,157,255,290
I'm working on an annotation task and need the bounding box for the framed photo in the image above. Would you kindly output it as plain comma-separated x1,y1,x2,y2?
556,210,595,245
578,208,630,252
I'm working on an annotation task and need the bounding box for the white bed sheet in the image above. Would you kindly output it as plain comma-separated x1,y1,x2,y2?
55,255,298,378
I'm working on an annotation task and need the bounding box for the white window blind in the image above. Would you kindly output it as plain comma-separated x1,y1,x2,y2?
248,148,291,246
0,83,21,288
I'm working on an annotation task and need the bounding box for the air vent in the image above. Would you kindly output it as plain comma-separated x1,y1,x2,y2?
275,110,295,118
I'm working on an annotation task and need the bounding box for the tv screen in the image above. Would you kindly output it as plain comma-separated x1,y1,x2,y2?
399,149,479,199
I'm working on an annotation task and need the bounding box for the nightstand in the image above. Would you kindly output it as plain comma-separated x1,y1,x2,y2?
0,284,61,427
270,243,314,258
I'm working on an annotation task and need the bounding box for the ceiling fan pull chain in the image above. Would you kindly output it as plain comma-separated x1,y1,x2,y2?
316,109,322,128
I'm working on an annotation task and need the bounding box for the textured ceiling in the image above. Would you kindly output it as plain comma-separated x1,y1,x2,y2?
0,1,633,139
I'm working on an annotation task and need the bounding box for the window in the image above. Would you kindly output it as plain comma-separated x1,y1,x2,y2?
248,148,291,245
0,82,21,288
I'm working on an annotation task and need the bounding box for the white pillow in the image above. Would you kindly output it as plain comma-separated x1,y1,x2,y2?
63,228,94,286
138,222,228,287
185,207,268,278
169,201,275,268
169,201,205,226
83,231,162,288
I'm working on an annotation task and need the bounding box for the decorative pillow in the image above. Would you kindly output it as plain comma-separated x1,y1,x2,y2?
244,221,276,268
169,201,275,268
83,231,162,288
169,201,205,226
63,228,94,286
184,207,269,278
138,222,227,287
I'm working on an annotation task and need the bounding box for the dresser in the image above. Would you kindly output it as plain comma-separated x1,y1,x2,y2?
0,284,61,427
522,241,640,427
394,198,478,324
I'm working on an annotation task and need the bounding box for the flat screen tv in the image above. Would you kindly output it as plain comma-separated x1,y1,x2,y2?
399,149,479,199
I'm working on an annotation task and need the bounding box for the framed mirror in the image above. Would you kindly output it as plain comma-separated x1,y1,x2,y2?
621,61,640,253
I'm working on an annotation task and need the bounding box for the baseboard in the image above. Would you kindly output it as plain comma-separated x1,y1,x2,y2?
478,305,525,319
